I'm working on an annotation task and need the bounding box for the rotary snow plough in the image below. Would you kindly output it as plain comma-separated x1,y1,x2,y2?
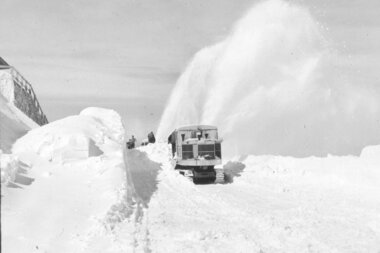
168,125,224,183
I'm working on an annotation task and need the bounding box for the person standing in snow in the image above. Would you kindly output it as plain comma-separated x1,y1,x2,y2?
131,135,136,147
148,131,156,143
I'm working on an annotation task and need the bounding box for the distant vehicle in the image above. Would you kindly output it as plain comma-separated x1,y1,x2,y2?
141,138,149,146
168,125,224,183
126,135,136,149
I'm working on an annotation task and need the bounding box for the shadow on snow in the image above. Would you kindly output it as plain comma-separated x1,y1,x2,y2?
125,149,161,208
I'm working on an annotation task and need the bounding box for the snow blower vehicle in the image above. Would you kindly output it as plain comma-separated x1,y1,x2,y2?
168,125,224,183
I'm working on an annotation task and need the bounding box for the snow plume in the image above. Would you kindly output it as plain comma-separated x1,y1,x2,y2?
157,0,380,157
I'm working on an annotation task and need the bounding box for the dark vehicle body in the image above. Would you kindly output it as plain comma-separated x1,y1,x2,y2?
168,125,222,182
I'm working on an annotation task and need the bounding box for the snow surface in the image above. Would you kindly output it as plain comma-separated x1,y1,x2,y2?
1,107,127,253
2,106,380,252
0,150,19,185
124,144,380,252
11,107,124,162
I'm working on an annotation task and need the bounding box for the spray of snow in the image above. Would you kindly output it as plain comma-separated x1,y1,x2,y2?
157,0,380,157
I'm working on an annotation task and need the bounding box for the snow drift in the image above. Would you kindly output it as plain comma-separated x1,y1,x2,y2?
12,107,124,163
1,107,127,253
0,150,19,185
157,0,380,157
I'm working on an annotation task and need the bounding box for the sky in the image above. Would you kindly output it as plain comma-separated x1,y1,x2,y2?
1,0,380,142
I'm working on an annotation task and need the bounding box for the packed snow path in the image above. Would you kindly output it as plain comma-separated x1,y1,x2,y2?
122,144,380,253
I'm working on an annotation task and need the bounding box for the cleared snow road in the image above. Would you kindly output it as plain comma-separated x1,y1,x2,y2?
121,143,380,253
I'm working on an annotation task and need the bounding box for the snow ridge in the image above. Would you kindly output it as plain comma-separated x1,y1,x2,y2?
2,107,127,253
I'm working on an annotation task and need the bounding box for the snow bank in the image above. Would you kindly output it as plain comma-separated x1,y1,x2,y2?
2,107,127,253
360,145,380,161
12,107,124,163
237,144,380,190
138,142,172,164
0,150,18,184
80,107,125,143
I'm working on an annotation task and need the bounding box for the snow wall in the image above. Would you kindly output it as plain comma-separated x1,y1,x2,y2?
12,107,124,163
157,0,380,157
1,107,127,252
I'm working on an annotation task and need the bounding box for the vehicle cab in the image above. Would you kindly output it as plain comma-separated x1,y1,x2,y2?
168,125,222,168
